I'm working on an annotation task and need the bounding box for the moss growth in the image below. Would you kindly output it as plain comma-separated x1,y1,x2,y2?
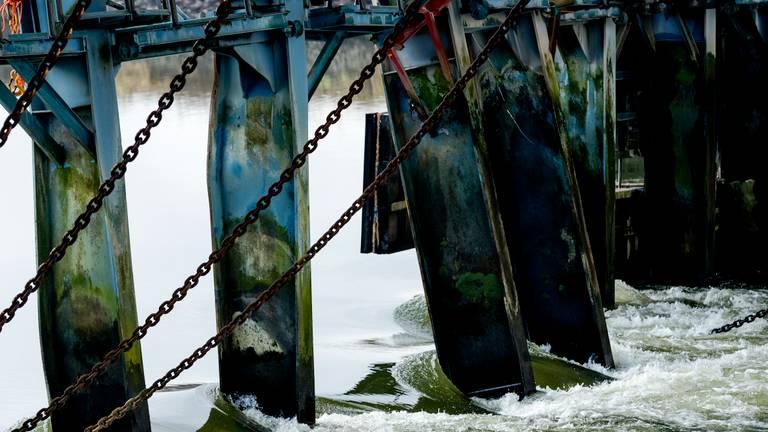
454,272,503,306
409,66,453,111
245,98,274,150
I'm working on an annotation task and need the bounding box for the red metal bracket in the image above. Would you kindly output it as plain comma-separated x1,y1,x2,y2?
385,0,455,120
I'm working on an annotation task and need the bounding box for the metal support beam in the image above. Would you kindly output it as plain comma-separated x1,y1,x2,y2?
0,84,64,164
375,18,535,398
207,35,314,422
466,11,613,367
716,5,768,279
638,11,717,283
551,18,618,308
34,30,149,431
0,36,85,60
307,31,346,100
10,59,95,156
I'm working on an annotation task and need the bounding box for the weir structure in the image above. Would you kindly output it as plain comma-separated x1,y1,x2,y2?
0,0,765,429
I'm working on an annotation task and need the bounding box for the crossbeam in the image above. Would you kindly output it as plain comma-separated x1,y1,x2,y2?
0,84,64,164
10,60,95,157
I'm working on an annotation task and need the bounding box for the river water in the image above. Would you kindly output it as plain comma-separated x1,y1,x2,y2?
0,38,766,431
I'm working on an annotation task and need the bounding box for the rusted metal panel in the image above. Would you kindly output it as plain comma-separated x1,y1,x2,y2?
376,15,535,398
34,31,149,432
361,112,414,255
467,11,613,367
207,36,314,422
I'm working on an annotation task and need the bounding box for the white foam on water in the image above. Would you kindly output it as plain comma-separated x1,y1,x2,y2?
239,284,768,432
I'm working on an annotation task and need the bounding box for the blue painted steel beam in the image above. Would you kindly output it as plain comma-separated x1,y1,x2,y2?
0,35,85,60
0,84,64,164
551,18,618,307
305,5,400,39
34,30,150,431
10,59,95,156
307,30,346,99
113,12,286,60
207,37,314,422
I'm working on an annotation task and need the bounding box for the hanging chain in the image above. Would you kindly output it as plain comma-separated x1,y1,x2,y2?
9,3,428,432
0,0,91,149
0,1,238,336
85,2,530,430
710,308,768,334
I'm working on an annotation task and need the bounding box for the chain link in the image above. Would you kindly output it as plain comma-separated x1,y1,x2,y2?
0,2,235,337
0,0,91,149
85,2,530,430
710,308,768,334
8,2,431,431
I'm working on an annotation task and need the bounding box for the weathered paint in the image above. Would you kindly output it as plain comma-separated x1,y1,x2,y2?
468,11,613,367
375,17,535,398
552,18,617,308
33,32,149,431
207,36,314,422
636,11,717,284
10,60,95,156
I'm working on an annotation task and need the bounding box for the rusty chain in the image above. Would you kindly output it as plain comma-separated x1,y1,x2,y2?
9,2,429,431
710,308,768,334
0,1,238,336
85,2,530,430
0,0,91,149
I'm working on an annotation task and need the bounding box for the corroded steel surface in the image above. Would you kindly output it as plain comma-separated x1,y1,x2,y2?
552,18,617,308
470,12,613,367
207,42,314,421
377,16,535,397
33,48,149,432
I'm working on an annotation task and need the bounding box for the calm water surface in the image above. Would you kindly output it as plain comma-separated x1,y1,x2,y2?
0,38,766,431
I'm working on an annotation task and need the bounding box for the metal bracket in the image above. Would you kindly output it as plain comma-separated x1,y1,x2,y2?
284,20,304,37
9,60,96,157
384,0,454,120
0,84,64,165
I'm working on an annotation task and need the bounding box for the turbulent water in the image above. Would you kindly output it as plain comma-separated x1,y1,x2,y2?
0,38,766,431
137,282,768,432
222,282,766,432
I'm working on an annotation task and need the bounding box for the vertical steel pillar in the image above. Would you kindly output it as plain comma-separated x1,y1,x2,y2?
466,11,613,367
207,28,314,422
33,31,150,431
717,5,768,278
375,12,535,398
551,17,618,308
638,10,717,283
